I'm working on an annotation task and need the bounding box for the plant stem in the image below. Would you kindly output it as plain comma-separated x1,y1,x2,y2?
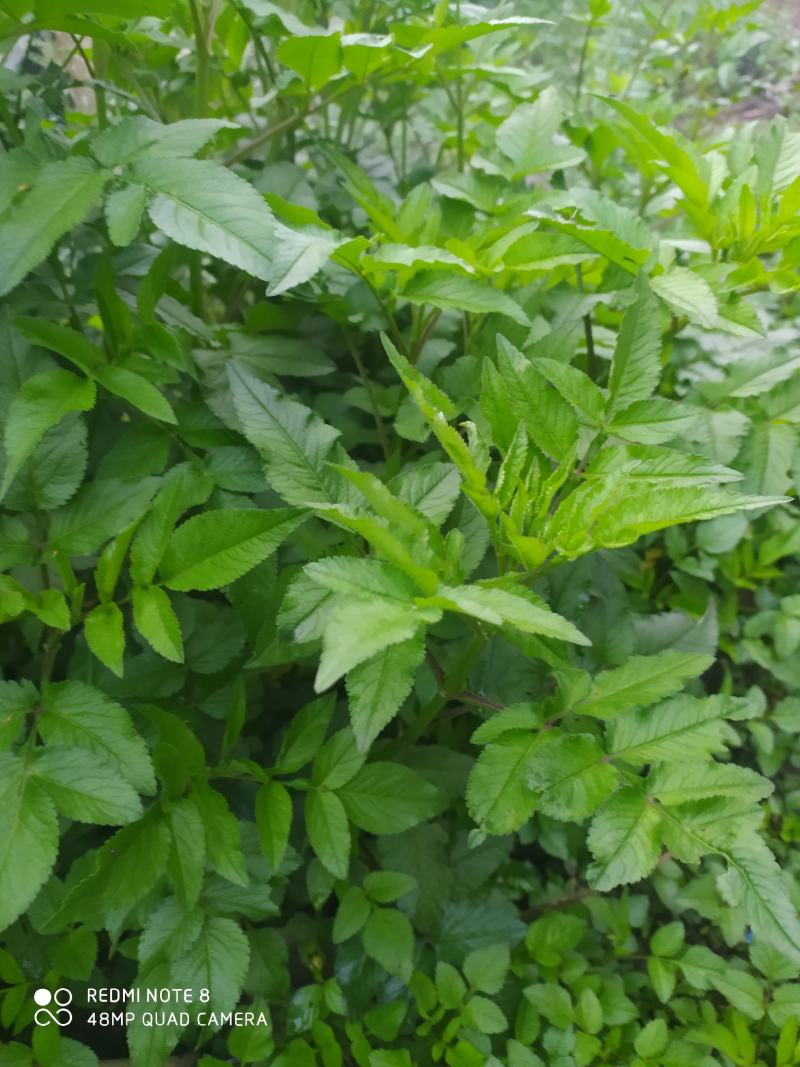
344,330,391,462
189,0,210,117
574,16,594,108
621,0,677,101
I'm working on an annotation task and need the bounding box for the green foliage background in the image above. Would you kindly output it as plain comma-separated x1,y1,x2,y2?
1,1,800,1065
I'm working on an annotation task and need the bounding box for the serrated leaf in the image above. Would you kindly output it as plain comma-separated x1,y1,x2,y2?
166,797,206,909
576,651,712,719
255,780,293,872
132,157,275,282
467,732,543,835
338,762,441,833
105,184,147,247
402,271,529,326
40,681,155,794
174,916,250,1015
428,584,590,645
0,755,58,933
315,599,437,692
606,276,661,415
191,783,248,887
608,694,750,764
587,787,662,890
84,602,125,677
646,762,773,806
132,585,184,662
651,267,718,328
0,158,109,297
1,369,95,498
228,362,347,506
93,117,235,167
305,789,350,879
160,508,305,591
526,732,618,821
346,634,426,751
363,907,414,982
33,746,142,825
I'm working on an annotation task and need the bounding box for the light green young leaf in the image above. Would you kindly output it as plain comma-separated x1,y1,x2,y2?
608,694,750,764
84,602,125,677
346,634,426,751
160,508,306,591
526,732,618,821
606,275,661,416
315,599,439,692
575,651,712,719
651,267,718,328
305,789,350,880
402,272,529,326
430,584,590,645
587,787,662,891
132,585,184,663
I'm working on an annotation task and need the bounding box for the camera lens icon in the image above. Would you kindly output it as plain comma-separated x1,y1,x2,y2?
34,988,73,1026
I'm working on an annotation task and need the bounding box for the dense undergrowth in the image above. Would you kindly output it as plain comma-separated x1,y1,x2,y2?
2,1,800,1065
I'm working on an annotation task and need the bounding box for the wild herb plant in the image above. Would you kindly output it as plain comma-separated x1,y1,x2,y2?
1,1,800,1065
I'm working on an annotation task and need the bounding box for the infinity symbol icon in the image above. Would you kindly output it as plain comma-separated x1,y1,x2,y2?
34,988,73,1027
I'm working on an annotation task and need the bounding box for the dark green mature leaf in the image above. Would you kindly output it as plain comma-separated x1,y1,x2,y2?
1,369,95,497
338,763,441,833
0,755,58,932
0,159,109,296
306,789,350,879
40,681,155,794
33,746,143,825
228,363,347,506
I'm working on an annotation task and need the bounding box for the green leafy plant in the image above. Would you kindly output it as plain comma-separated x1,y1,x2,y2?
2,1,800,1065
